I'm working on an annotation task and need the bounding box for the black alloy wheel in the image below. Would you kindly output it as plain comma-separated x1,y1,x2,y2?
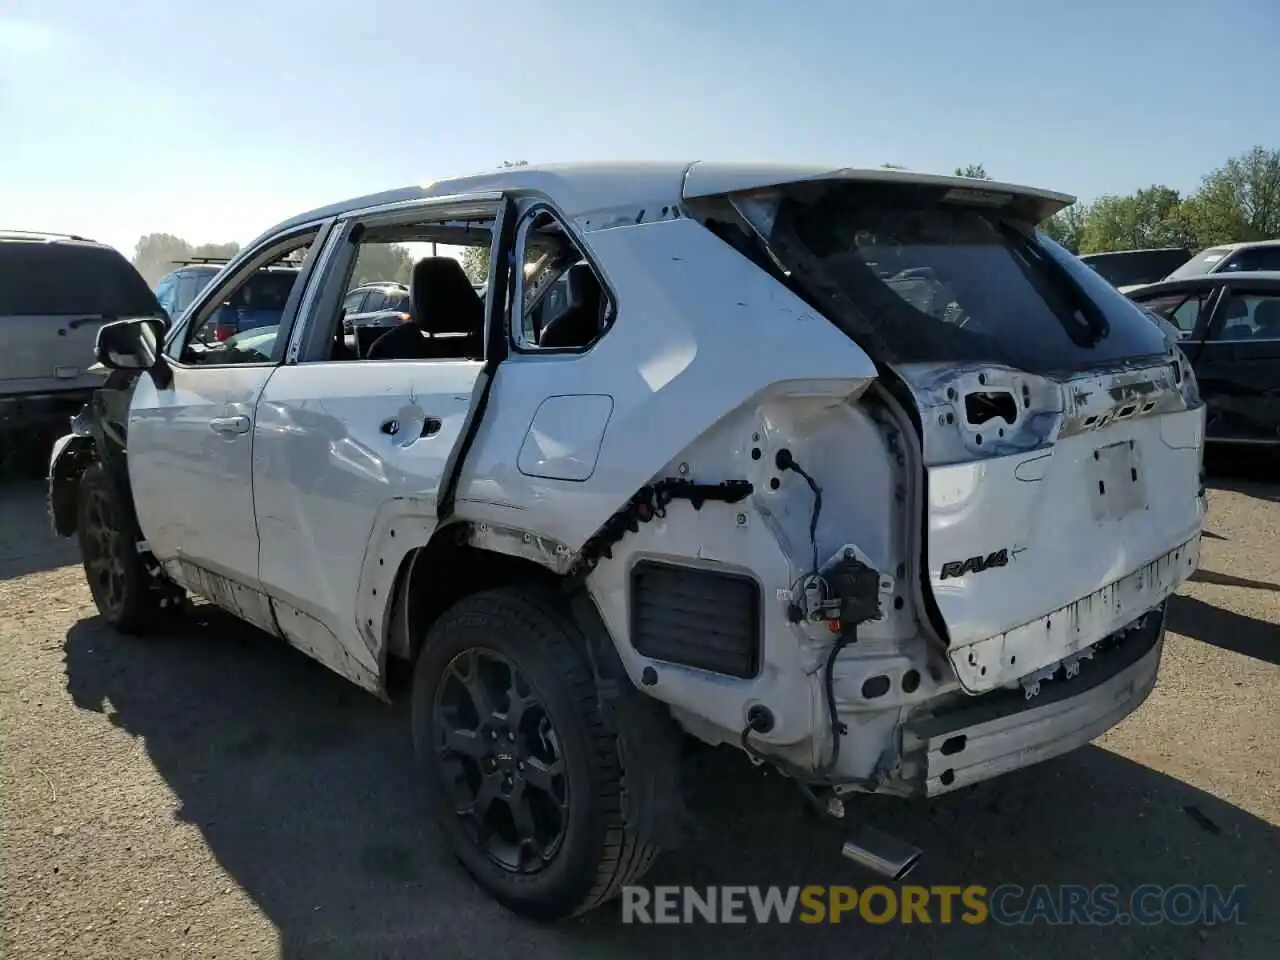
433,646,570,873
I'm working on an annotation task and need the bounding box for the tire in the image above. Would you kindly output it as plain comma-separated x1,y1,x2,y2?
411,586,658,920
76,462,175,634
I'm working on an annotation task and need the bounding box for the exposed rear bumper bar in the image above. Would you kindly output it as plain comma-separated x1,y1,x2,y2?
905,607,1164,796
948,535,1197,692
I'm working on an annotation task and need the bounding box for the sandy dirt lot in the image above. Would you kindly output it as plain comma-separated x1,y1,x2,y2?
1,462,1277,959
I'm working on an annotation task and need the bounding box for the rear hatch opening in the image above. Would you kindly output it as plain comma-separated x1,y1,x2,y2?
685,171,1205,693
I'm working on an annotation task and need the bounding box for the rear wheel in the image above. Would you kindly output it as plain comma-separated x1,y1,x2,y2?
411,586,658,919
76,463,177,634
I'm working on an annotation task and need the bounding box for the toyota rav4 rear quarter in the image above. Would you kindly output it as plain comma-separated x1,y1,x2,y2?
495,164,1205,793
45,161,1209,921
684,170,1206,695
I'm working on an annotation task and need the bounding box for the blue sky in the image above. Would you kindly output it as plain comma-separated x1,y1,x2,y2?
1,0,1275,258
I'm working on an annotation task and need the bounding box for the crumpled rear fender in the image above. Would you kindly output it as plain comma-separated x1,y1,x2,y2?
455,215,880,554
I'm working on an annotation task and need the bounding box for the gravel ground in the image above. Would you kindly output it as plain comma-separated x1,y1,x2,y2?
1,459,1276,960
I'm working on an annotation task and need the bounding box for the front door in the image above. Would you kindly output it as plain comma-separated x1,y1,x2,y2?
128,364,273,584
1190,285,1280,443
127,225,329,630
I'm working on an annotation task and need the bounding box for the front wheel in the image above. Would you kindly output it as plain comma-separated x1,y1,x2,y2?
76,463,179,634
411,587,658,920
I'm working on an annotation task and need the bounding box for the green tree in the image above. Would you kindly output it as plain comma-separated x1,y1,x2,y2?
131,233,240,285
953,163,990,180
1078,186,1193,254
459,244,490,286
350,243,413,286
132,233,188,285
460,160,528,284
1041,201,1092,254
1181,145,1280,246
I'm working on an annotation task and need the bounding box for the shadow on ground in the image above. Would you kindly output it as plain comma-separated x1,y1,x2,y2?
63,610,1278,960
1204,449,1279,502
0,481,79,580
1189,569,1280,594
1167,595,1280,666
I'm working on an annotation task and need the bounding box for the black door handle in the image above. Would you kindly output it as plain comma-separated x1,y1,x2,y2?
421,417,442,437
380,418,400,436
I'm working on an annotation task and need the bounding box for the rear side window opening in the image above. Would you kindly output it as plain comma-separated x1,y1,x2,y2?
708,182,1171,376
0,241,159,318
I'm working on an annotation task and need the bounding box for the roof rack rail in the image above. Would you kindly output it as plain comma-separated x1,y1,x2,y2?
171,256,233,265
0,229,95,242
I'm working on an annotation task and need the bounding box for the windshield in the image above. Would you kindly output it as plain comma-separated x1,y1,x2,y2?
741,182,1169,375
0,241,159,317
1166,246,1233,280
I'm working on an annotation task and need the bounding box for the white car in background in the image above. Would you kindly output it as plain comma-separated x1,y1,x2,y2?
1162,238,1280,282
49,161,1205,920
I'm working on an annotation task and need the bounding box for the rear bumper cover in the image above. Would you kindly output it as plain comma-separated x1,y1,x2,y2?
947,534,1198,692
904,606,1165,796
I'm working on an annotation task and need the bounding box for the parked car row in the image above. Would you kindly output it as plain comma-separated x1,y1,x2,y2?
1073,239,1280,450
1125,271,1280,446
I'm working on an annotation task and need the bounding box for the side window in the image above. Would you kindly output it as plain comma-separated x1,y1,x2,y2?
175,272,211,315
154,275,178,317
343,290,367,315
1138,292,1207,337
511,209,611,352
304,212,496,363
178,233,319,366
1208,292,1280,341
1222,247,1280,273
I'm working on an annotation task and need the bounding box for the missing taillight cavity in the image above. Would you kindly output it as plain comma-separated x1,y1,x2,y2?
964,390,1017,426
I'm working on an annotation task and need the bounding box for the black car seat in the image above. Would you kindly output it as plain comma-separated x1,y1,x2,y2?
366,257,484,360
538,264,604,349
355,323,390,358
1216,295,1254,341
1252,298,1280,339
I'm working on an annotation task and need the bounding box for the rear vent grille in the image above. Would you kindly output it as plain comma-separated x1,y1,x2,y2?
629,560,761,679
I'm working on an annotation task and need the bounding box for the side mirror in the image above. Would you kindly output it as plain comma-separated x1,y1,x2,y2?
95,317,166,372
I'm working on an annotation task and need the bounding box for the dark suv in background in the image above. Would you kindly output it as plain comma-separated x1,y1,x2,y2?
154,259,299,341
1079,247,1192,293
152,259,222,322
1,230,161,436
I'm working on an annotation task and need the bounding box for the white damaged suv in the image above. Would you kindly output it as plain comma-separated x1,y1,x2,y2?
49,162,1206,919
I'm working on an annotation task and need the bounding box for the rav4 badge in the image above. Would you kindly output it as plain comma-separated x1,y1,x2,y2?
939,548,1010,580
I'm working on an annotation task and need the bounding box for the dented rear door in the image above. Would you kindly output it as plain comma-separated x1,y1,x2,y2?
705,173,1206,693
900,357,1203,692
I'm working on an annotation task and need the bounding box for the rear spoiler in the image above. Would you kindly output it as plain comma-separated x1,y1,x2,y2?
171,256,232,266
682,164,1077,225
